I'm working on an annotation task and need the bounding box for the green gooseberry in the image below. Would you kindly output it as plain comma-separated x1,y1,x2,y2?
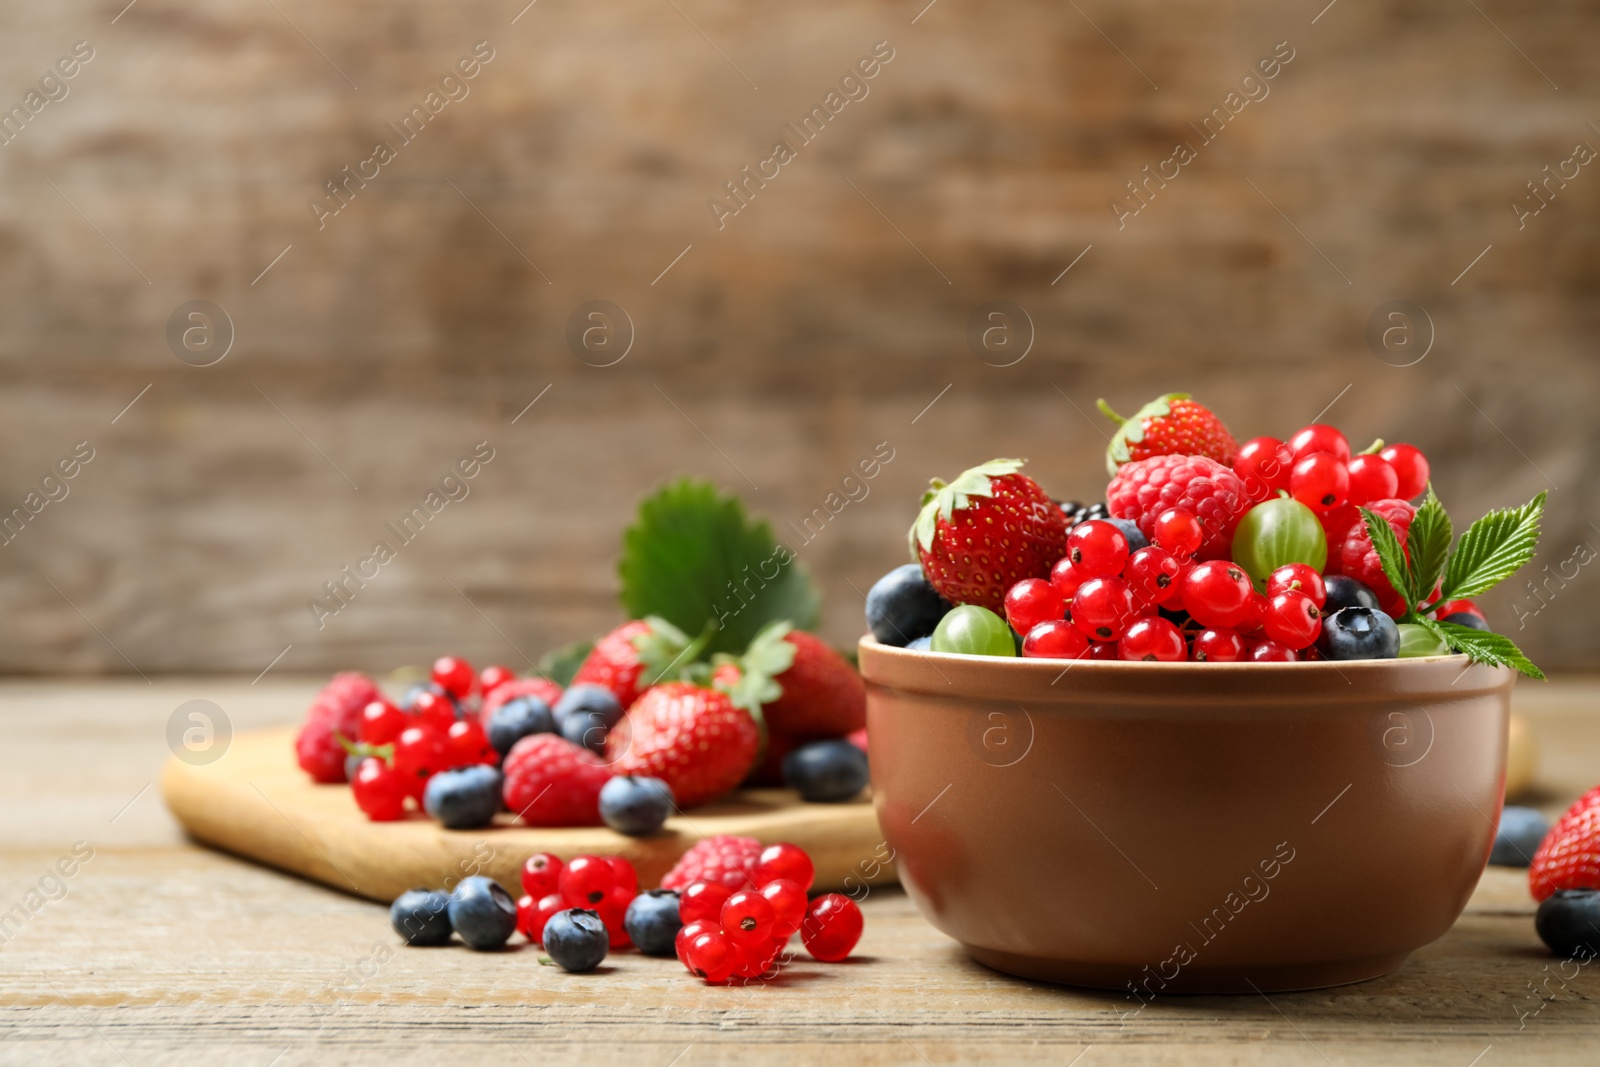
930,605,1017,657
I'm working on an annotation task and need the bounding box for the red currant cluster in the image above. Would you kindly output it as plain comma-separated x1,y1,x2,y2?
675,843,863,983
518,852,639,949
1235,425,1429,529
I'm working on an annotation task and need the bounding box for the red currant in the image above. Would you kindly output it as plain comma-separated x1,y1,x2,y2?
754,843,814,890
1067,520,1130,579
359,699,407,746
1022,620,1090,659
1071,577,1139,641
479,664,516,694
1289,424,1350,463
559,855,618,908
1125,546,1183,605
680,927,739,983
351,757,407,821
680,880,735,925
1089,641,1120,660
1192,628,1246,662
1118,617,1187,661
1152,507,1204,558
597,895,634,948
521,853,564,898
431,656,476,699
1246,638,1298,662
444,719,496,769
1234,436,1293,501
1290,452,1349,512
1435,597,1483,619
410,690,458,732
522,891,566,945
1266,563,1326,608
1182,561,1253,629
732,936,784,980
760,879,808,938
607,856,638,896
1226,589,1268,634
675,918,720,962
392,724,446,790
801,893,863,962
1264,590,1322,650
721,889,778,948
1004,578,1066,636
1049,557,1088,601
1380,443,1430,499
1345,454,1398,505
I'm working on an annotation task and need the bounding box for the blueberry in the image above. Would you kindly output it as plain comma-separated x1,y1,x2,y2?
447,875,518,950
486,696,555,756
1106,517,1149,552
866,564,952,647
553,684,623,730
1316,607,1400,661
599,775,674,835
390,888,453,946
1490,806,1549,867
783,739,870,803
1323,575,1381,614
1535,889,1600,959
906,636,933,652
561,711,611,755
1441,611,1491,632
423,765,503,830
623,890,682,956
543,908,609,971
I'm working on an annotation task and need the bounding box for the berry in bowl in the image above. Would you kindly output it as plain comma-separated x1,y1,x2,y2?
861,393,1547,992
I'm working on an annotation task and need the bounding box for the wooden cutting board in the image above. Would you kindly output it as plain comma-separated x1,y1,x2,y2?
162,727,895,903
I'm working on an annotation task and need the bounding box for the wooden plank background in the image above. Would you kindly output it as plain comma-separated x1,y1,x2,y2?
0,0,1595,676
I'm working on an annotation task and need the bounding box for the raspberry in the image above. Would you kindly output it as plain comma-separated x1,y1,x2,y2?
501,734,614,827
1530,784,1600,902
661,835,763,891
1331,498,1416,617
1106,454,1249,561
295,672,383,783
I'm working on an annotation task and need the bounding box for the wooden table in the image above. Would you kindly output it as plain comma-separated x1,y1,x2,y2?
3,678,1597,1066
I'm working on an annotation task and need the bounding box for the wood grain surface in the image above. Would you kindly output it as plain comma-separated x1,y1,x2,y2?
160,726,893,901
4,677,1600,1064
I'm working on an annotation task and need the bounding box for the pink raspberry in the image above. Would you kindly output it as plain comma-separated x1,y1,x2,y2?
1106,454,1250,560
294,672,383,783
661,835,764,891
1332,498,1415,617
501,733,613,826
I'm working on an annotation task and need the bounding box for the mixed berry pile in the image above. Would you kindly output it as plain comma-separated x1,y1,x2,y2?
869,392,1488,664
389,837,863,981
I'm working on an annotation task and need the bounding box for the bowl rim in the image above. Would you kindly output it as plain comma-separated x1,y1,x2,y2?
857,633,1471,671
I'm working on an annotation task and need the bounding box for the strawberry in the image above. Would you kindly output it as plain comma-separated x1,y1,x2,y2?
294,672,383,783
501,733,614,826
608,682,759,808
910,458,1068,613
1530,784,1600,902
570,617,696,709
1098,393,1238,476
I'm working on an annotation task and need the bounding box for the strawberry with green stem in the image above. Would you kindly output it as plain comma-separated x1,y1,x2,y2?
1098,393,1239,476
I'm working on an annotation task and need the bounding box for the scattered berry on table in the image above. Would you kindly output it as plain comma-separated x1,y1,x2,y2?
1289,452,1350,512
1288,424,1351,463
599,775,675,835
448,876,518,951
1345,454,1399,505
931,605,1016,657
865,564,953,647
910,458,1068,612
1003,578,1066,636
680,880,736,924
782,739,870,803
359,699,407,746
721,889,779,948
755,843,815,890
295,672,384,783
562,710,613,756
608,682,760,809
760,878,808,938
351,756,409,821
560,854,624,909
1529,785,1600,901
624,890,683,956
571,619,692,710
422,764,503,829
520,892,566,946
542,908,610,972
1182,561,1253,630
1264,590,1322,650
1441,611,1491,632
1379,443,1430,500
1021,619,1090,659
1316,607,1400,661
678,924,739,983
390,888,453,946
432,656,476,700
1067,519,1130,579
443,719,497,769
521,852,564,898
801,893,864,962
662,835,763,890
485,696,556,757
1119,617,1187,661
1106,453,1249,560
1192,628,1246,662
1490,806,1549,867
1098,393,1238,474
1266,564,1326,608
501,733,614,826
554,684,625,730
392,724,447,796
1072,577,1141,641
1535,890,1600,959
410,690,460,732
478,664,516,696
1323,575,1380,614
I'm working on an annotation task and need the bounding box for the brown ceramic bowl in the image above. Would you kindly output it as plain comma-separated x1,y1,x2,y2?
858,637,1514,994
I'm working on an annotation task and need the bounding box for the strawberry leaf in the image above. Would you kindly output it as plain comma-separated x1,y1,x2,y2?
1404,486,1452,612
1422,617,1546,680
716,620,796,715
1359,506,1414,614
620,479,821,657
1441,491,1547,601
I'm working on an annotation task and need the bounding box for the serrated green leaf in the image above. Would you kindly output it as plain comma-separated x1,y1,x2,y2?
537,640,594,687
620,479,821,657
1406,486,1452,611
1433,619,1545,680
1360,507,1414,613
716,620,796,714
1441,491,1547,601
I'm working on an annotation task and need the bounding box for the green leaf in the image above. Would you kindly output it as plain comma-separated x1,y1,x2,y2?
715,620,796,715
1405,486,1453,611
620,479,821,657
1430,618,1546,680
1441,491,1547,601
909,458,1025,558
1359,507,1414,613
537,639,594,687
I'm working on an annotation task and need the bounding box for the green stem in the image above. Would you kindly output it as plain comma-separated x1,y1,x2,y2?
1359,438,1385,456
1096,399,1126,426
